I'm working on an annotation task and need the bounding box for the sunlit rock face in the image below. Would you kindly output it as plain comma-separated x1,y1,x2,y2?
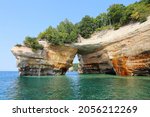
11,42,77,76
12,17,150,76
75,16,150,76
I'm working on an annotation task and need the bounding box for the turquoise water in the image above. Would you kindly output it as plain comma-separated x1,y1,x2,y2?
0,71,150,100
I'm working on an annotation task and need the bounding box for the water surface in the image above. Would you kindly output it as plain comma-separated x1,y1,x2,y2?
0,71,150,100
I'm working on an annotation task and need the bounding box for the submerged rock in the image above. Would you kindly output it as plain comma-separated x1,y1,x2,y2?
11,42,77,76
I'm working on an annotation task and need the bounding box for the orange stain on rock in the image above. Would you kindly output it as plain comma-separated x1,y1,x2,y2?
112,56,130,76
112,53,150,76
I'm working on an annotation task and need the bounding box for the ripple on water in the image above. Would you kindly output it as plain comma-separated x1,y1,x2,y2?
0,71,150,100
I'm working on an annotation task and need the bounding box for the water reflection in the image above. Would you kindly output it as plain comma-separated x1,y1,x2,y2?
11,76,75,100
2,72,150,100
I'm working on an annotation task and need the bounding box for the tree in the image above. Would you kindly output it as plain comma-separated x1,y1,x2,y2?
57,19,78,43
95,13,110,28
24,0,150,46
107,4,126,25
38,26,60,44
125,2,150,23
140,0,150,4
78,15,95,38
38,19,78,45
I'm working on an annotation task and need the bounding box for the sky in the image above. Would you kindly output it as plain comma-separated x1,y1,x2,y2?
0,0,139,71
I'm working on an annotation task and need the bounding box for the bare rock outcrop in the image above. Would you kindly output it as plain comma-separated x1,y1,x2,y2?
11,42,77,76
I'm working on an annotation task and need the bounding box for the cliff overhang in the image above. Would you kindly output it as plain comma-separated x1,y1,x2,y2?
73,16,150,76
12,17,150,76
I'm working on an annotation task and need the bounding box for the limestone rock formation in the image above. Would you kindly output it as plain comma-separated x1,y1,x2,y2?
74,16,150,76
12,17,150,76
11,42,77,76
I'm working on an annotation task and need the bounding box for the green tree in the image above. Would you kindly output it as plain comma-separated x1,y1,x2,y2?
119,3,134,25
57,19,78,43
140,0,150,4
78,15,95,38
24,0,150,46
107,4,126,25
38,26,60,45
38,19,78,45
125,2,150,23
95,13,110,28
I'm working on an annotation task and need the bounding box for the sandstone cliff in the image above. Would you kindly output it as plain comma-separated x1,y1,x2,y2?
11,42,77,76
12,17,150,76
74,16,150,76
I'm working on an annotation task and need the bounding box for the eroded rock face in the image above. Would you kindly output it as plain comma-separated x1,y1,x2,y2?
12,17,150,76
11,42,77,76
75,17,150,76
77,51,116,74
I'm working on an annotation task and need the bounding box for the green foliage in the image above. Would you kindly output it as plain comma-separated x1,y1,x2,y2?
95,13,110,28
73,63,78,71
114,24,121,30
121,2,150,24
15,44,22,47
38,19,78,45
107,4,126,25
23,0,150,45
96,25,112,31
78,1,150,39
57,19,78,44
140,0,150,4
38,26,60,45
24,36,43,51
78,15,96,38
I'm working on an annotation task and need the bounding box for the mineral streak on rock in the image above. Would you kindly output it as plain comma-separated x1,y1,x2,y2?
75,16,150,76
12,17,150,76
11,43,77,76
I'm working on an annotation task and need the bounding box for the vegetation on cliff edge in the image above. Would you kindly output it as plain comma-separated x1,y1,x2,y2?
24,37,43,51
78,0,150,38
38,19,78,45
22,0,150,49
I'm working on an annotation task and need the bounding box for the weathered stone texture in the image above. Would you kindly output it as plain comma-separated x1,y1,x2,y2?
75,17,150,76
11,43,77,76
12,17,150,76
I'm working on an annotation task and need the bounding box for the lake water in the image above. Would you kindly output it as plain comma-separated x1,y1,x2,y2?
0,71,150,100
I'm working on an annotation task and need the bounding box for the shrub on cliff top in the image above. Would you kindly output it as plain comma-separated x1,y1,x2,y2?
24,36,43,51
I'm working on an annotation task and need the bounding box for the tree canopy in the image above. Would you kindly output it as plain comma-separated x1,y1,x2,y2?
78,0,150,38
78,15,96,38
107,4,126,25
22,0,150,49
38,19,78,45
